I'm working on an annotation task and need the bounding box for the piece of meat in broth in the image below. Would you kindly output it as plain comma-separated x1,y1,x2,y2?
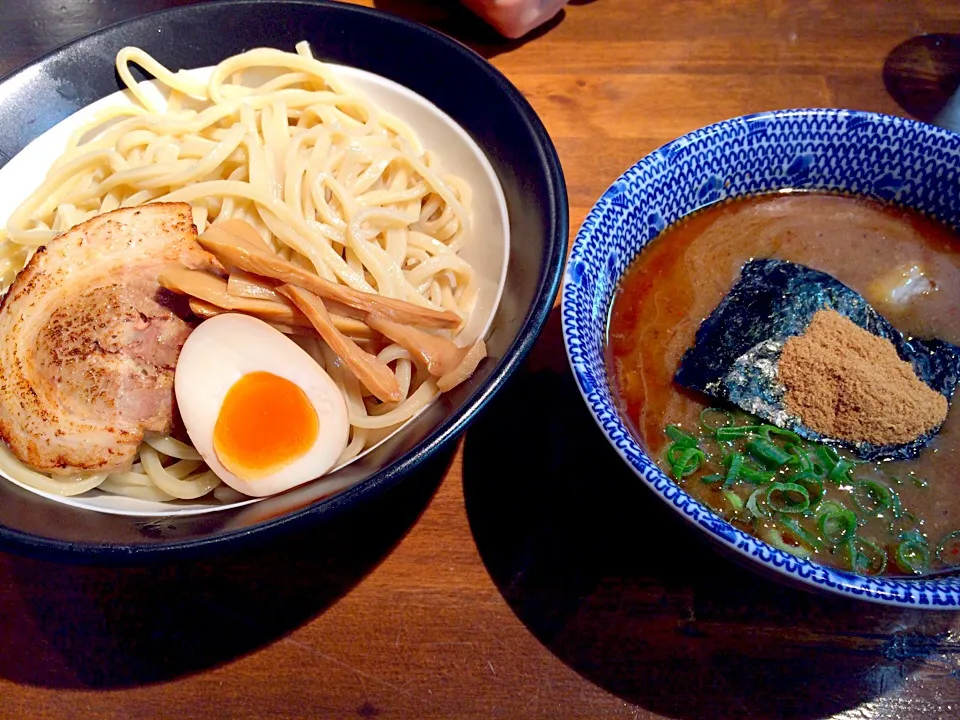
0,202,218,476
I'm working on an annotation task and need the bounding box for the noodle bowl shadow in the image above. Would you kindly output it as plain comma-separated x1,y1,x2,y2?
0,444,452,688
562,108,960,607
0,1,566,560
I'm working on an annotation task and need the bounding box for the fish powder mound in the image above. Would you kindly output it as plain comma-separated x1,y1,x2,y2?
778,309,948,446
673,258,960,460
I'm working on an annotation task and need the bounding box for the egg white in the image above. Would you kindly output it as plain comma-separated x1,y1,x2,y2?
175,313,349,497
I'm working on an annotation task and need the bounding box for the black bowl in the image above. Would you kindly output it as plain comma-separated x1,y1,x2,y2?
0,0,567,562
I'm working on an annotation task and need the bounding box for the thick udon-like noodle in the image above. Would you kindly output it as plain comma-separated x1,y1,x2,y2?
0,43,477,502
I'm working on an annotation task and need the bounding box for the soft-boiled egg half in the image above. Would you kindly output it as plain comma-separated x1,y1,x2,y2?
175,313,349,497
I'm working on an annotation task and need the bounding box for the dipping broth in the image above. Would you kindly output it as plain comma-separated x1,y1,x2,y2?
607,192,960,576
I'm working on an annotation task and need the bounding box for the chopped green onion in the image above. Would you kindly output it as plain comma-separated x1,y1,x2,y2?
669,447,705,479
841,536,888,576
665,443,693,466
777,516,823,551
818,507,857,544
724,452,744,486
723,490,744,511
899,529,926,545
790,472,824,508
828,458,856,483
739,465,776,484
936,531,960,567
893,537,930,575
764,527,811,558
890,490,904,520
814,445,839,475
785,444,813,472
715,425,764,441
852,480,894,516
817,500,845,516
819,445,840,463
665,425,698,448
746,487,768,519
699,408,733,431
657,412,934,578
766,482,810,514
758,425,802,444
912,476,929,489
666,443,686,467
745,437,793,469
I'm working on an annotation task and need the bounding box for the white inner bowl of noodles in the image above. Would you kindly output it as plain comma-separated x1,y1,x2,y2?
0,46,509,517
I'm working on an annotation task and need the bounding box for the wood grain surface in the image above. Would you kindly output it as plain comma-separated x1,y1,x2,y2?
2,1,960,718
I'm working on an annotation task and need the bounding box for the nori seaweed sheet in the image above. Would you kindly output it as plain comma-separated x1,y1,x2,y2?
674,259,960,460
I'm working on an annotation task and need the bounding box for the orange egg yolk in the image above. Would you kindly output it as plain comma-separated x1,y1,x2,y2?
213,371,319,480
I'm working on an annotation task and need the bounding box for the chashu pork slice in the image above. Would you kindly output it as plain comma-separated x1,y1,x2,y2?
0,202,219,477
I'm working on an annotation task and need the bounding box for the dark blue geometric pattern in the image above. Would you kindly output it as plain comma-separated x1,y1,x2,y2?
561,108,960,607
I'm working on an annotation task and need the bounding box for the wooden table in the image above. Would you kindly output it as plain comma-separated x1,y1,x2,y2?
2,1,960,718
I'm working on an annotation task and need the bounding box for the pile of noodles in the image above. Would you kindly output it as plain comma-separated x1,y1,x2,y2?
0,43,476,503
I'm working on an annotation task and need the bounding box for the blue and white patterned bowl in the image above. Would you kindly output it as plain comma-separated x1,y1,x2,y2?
561,108,960,607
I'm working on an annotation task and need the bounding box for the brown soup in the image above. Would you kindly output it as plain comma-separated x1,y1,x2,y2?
606,192,960,577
